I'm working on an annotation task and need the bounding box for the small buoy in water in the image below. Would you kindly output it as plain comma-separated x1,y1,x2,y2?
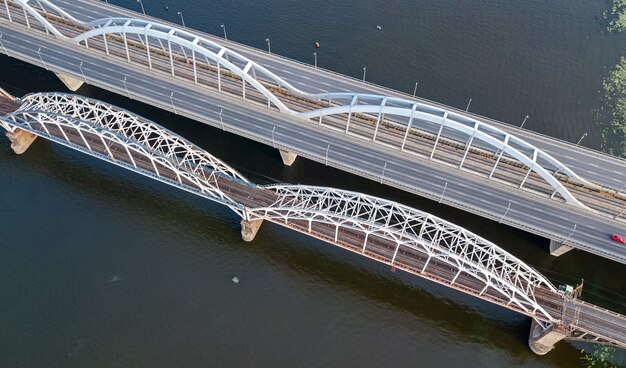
376,25,382,30
315,41,320,49
165,5,169,10
232,276,239,284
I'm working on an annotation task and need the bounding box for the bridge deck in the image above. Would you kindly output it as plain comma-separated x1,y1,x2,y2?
0,93,19,116
2,0,626,265
1,0,625,350
2,94,626,349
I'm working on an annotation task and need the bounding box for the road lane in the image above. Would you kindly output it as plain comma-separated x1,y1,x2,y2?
0,10,625,263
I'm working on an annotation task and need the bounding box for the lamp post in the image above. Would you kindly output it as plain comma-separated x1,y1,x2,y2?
272,126,276,147
220,24,227,41
465,98,472,112
566,224,577,242
79,61,87,83
177,12,186,28
37,47,47,70
0,34,9,56
170,91,177,114
362,66,366,82
123,76,131,99
576,132,587,146
413,81,418,97
313,52,317,68
325,144,330,166
499,202,511,224
520,115,529,129
265,38,271,54
380,162,388,183
136,0,145,15
439,182,448,203
219,108,224,130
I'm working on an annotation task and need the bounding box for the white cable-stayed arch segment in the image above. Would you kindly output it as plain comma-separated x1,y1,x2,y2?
302,93,586,207
248,184,558,322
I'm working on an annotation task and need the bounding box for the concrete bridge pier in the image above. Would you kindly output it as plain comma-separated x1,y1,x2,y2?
55,72,84,91
549,239,574,257
279,150,297,166
6,129,37,154
241,218,263,241
528,320,569,355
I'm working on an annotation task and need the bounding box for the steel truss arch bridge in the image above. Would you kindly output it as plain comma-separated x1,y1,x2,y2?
5,0,589,208
0,92,250,216
1,92,625,352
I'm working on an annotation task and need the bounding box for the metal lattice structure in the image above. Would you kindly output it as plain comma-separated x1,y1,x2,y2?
1,93,250,215
250,184,558,322
5,0,589,208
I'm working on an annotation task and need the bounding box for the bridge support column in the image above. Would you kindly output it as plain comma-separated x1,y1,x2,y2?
549,239,574,257
279,150,298,166
241,219,263,242
6,129,37,154
528,320,569,355
55,72,84,92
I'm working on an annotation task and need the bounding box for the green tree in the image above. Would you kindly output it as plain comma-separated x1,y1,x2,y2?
596,57,626,157
606,0,626,32
580,346,622,368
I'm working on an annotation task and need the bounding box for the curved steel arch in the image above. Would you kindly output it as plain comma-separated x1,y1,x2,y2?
12,0,65,37
1,107,248,215
11,0,308,111
301,93,585,207
74,19,294,113
17,92,250,185
249,184,558,322
8,0,586,208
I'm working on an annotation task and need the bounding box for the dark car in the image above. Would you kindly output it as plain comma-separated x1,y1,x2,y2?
611,234,626,243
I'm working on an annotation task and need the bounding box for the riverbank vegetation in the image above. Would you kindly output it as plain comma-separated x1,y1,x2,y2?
596,1,626,157
596,57,626,157
606,0,626,32
580,346,622,368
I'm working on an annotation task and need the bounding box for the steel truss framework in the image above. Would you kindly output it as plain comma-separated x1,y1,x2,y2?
0,92,559,324
1,93,249,215
4,0,588,208
251,185,558,322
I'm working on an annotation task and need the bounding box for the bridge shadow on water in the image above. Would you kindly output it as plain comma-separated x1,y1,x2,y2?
1,57,623,365
0,132,585,367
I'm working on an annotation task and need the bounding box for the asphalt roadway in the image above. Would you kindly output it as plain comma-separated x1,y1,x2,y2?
0,1,625,263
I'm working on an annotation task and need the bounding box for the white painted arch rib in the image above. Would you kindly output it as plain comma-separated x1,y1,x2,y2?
2,98,248,214
251,184,558,322
10,1,586,208
12,0,65,37
302,93,585,207
18,92,250,185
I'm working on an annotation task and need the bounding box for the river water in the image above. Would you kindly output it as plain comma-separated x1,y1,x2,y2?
1,0,626,367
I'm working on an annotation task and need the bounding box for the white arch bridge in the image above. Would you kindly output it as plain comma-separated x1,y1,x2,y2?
1,92,625,354
1,0,594,208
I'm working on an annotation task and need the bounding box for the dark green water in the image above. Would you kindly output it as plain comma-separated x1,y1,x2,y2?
1,0,626,366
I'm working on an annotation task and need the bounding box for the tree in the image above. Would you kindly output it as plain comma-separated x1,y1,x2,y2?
596,57,626,157
580,346,622,368
606,0,626,32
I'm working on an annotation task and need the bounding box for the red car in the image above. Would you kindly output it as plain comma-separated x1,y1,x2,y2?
611,234,626,243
